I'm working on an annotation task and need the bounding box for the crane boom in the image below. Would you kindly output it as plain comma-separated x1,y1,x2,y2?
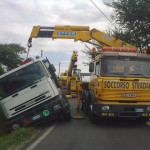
67,51,78,76
28,25,136,49
59,51,79,98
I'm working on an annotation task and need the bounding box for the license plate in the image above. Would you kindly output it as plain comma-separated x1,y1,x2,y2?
32,114,41,120
53,104,61,111
135,108,144,112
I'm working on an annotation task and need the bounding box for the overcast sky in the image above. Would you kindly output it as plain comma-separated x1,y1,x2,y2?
0,0,113,75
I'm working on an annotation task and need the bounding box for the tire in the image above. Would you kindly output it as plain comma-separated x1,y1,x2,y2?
81,93,85,112
88,104,97,123
60,109,71,121
64,112,71,121
137,118,149,123
5,125,12,134
85,93,91,115
81,92,88,115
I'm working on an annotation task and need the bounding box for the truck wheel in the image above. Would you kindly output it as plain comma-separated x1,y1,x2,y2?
60,110,71,121
81,99,87,114
137,118,149,123
5,125,12,134
81,98,84,112
84,94,90,115
81,92,86,112
88,105,97,123
64,112,71,121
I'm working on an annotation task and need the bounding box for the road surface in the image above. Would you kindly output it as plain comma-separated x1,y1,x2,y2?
23,98,150,150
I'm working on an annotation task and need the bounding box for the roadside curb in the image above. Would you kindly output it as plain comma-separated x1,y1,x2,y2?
20,127,45,150
21,123,56,150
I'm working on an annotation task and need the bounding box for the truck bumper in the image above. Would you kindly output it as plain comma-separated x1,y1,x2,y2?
8,96,70,129
93,104,150,118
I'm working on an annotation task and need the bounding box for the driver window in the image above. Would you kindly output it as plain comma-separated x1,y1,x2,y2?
96,62,100,76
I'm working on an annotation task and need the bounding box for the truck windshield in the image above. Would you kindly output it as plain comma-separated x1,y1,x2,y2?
101,57,150,78
0,61,48,100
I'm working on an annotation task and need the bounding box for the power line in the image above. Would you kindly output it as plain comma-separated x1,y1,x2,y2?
90,0,116,29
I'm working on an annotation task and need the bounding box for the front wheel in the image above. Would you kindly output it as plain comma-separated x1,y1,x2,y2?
60,109,71,121
64,112,71,121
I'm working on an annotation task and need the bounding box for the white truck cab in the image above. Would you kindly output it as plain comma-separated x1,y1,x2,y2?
0,58,71,129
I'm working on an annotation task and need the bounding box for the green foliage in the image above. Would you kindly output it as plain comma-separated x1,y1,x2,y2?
82,0,150,59
81,44,94,62
82,44,101,63
0,44,26,75
0,105,6,123
0,65,4,75
0,127,37,150
111,0,150,52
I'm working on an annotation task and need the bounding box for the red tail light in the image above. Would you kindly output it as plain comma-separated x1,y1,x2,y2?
23,119,30,125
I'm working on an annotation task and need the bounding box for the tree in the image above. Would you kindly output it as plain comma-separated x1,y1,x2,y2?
0,44,26,75
81,43,102,63
0,65,4,75
111,0,150,53
82,0,150,59
82,44,95,62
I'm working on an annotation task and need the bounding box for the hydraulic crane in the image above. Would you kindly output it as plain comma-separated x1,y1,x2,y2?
27,25,150,123
59,50,80,98
28,25,136,50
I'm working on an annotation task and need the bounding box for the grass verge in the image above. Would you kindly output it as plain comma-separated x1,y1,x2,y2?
0,127,38,150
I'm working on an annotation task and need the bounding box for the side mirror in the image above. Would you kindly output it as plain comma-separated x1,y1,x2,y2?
42,59,56,73
49,64,56,73
89,62,94,72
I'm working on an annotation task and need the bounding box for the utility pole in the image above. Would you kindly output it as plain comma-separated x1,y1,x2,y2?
58,62,61,77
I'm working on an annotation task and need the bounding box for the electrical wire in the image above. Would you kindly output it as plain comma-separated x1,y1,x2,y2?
90,0,116,29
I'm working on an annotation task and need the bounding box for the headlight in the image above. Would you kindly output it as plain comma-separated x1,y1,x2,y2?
147,106,150,112
101,105,110,111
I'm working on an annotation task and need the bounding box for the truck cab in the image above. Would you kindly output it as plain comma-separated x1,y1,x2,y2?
0,58,71,129
81,47,150,122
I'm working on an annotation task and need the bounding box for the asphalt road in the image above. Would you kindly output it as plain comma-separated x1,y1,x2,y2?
24,98,150,150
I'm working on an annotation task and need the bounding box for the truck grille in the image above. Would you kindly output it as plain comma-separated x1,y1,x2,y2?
102,90,150,101
10,91,50,115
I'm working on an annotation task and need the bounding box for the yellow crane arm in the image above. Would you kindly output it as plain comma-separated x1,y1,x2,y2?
67,51,78,76
28,25,136,48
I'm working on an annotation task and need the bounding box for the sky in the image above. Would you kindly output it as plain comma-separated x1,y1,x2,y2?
0,0,113,75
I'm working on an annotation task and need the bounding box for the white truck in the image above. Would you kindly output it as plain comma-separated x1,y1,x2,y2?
0,58,71,129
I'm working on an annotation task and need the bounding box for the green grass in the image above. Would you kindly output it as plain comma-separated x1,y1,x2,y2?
0,127,38,150
0,106,7,122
